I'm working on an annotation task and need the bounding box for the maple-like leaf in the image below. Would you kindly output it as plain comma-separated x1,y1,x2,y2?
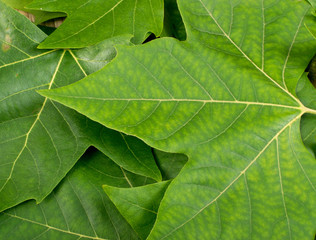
0,2,161,212
27,0,164,48
297,74,316,156
104,180,170,239
39,0,316,238
1,0,65,24
0,149,156,240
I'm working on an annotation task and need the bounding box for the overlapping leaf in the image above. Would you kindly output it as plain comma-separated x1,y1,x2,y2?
27,0,164,48
40,0,316,238
0,2,161,213
0,149,156,240
297,74,316,155
2,0,65,24
153,149,187,180
104,180,170,239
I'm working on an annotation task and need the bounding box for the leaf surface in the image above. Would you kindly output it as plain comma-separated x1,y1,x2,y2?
0,149,154,240
1,0,66,24
104,181,170,239
297,73,316,156
39,0,316,238
0,2,160,212
153,149,188,180
27,0,164,48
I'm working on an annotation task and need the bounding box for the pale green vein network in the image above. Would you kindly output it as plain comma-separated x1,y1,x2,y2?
4,212,107,240
158,114,303,239
0,50,66,193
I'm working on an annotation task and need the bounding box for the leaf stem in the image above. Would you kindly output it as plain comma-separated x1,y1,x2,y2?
302,106,316,115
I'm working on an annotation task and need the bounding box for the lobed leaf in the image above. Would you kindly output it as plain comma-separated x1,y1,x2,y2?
40,0,316,238
27,0,164,48
104,180,170,239
1,0,66,24
0,149,154,240
0,2,161,212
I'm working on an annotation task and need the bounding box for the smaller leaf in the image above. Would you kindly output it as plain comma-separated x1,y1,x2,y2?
104,181,170,239
297,73,316,109
27,0,164,48
301,114,316,156
153,149,188,180
2,0,65,24
161,0,186,40
297,73,316,156
0,148,153,240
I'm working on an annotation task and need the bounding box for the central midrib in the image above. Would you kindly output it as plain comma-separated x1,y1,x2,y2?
42,94,302,111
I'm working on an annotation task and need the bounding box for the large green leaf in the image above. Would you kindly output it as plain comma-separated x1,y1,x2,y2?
0,148,155,240
0,2,160,213
27,0,164,48
40,0,316,238
1,0,66,25
104,181,170,239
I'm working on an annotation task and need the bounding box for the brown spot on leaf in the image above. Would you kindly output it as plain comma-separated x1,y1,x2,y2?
2,34,11,52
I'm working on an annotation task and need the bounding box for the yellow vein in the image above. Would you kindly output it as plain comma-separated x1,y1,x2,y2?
197,104,249,145
132,0,138,35
48,95,303,110
281,8,308,91
0,49,58,69
0,84,49,103
303,126,316,141
148,0,159,33
3,213,107,240
261,0,265,70
46,0,124,45
69,50,87,76
289,125,316,192
197,0,301,106
120,167,133,188
0,39,31,57
276,138,292,239
160,112,303,239
0,50,66,193
117,197,157,214
120,133,158,178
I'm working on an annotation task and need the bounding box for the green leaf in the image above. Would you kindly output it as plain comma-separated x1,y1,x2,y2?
27,0,164,48
161,0,186,40
0,148,155,240
1,0,66,25
104,181,170,239
305,13,316,40
301,114,316,156
40,0,316,238
297,73,316,156
0,3,160,212
297,73,316,109
153,149,188,180
307,0,316,8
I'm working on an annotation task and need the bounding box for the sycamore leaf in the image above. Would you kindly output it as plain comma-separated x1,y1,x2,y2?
301,114,316,156
0,149,156,240
297,74,316,156
0,2,160,213
307,0,316,8
153,149,188,180
40,0,316,238
27,0,164,48
104,181,170,239
305,13,316,40
1,0,66,25
161,0,186,40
